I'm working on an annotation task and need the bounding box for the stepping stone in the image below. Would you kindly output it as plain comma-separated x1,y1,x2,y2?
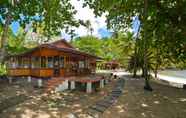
102,98,116,104
112,88,122,91
111,94,121,97
110,94,120,98
113,88,122,91
110,93,121,96
111,91,122,93
105,96,117,101
90,105,107,113
87,79,125,115
101,99,114,104
87,109,100,118
96,101,111,108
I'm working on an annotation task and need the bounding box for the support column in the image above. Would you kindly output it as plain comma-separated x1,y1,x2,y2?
9,77,12,84
28,76,32,83
58,84,64,91
64,80,69,90
105,79,109,84
86,82,92,93
38,79,43,87
100,80,104,88
70,81,75,90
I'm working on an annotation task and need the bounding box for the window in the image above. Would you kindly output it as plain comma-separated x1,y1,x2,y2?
85,60,89,69
31,57,40,68
22,57,29,68
18,57,23,68
60,56,64,68
9,57,17,68
47,57,53,68
41,56,46,68
35,57,40,68
31,57,35,68
79,61,85,68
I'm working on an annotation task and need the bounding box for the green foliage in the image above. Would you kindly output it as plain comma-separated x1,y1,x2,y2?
0,63,6,76
83,0,186,75
0,0,79,61
72,36,102,56
34,0,79,40
7,28,37,55
72,32,134,67
127,49,155,74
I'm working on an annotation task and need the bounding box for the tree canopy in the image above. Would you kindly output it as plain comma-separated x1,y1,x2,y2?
0,0,79,62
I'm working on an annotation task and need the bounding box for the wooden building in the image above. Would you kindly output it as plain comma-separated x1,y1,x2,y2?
7,39,99,78
6,39,107,93
102,60,120,70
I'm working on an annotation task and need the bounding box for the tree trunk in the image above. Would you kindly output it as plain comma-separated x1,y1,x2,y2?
133,19,140,78
154,60,159,78
133,42,137,78
133,68,137,78
143,0,152,91
142,67,145,77
154,67,158,78
0,13,11,63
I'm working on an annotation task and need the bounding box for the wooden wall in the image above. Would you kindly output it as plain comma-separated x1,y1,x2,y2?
8,68,30,76
8,47,97,78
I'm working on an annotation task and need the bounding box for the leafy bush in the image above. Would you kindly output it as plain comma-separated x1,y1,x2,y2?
0,63,7,76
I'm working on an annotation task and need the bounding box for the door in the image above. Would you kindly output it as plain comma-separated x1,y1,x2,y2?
53,56,60,77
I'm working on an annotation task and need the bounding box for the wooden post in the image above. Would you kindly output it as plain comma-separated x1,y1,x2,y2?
100,79,104,88
86,82,92,93
64,56,66,68
70,81,75,90
28,76,31,83
38,79,43,87
9,76,12,84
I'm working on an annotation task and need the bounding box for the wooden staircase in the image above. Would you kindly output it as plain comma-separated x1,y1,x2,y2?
45,77,65,93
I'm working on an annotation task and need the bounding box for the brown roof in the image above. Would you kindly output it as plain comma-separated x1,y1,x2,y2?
10,39,101,59
104,60,119,65
51,39,75,49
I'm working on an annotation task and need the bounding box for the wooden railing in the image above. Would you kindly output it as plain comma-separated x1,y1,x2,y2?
8,68,30,76
8,67,92,77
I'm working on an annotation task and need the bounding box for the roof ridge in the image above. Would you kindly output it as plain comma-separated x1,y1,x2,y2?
51,39,75,49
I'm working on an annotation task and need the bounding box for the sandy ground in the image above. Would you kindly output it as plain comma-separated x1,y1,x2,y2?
0,79,43,101
1,73,186,118
0,76,116,118
159,69,186,78
102,77,186,118
157,69,186,84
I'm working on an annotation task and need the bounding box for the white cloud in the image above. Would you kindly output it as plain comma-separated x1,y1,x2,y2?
61,0,108,39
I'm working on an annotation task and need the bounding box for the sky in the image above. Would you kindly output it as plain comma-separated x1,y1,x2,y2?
10,0,139,39
61,0,112,39
10,0,112,39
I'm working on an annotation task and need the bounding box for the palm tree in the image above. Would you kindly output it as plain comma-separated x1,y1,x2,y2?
84,20,92,35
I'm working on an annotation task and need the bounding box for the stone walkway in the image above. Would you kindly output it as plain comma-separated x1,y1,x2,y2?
87,78,125,117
